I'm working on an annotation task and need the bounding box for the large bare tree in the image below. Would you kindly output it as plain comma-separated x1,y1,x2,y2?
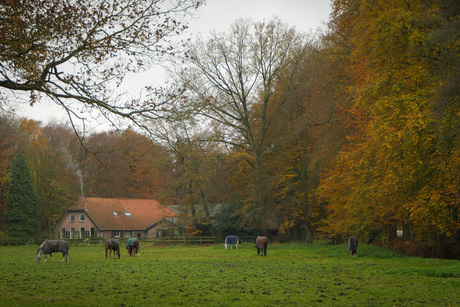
0,0,202,130
177,18,305,232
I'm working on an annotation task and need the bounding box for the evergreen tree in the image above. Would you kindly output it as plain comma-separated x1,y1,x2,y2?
6,153,40,242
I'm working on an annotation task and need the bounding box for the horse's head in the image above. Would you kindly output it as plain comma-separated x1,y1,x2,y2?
36,248,42,263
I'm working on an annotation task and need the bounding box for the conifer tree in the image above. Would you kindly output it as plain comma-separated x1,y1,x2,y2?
6,153,40,242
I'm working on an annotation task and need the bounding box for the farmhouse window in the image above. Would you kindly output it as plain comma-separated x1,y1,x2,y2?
70,228,76,239
113,211,118,217
112,230,121,237
124,212,132,217
70,215,75,222
60,228,66,239
80,214,85,222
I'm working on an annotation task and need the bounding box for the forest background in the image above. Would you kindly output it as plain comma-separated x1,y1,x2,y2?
0,0,459,258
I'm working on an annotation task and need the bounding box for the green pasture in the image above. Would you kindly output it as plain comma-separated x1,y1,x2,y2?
0,242,459,306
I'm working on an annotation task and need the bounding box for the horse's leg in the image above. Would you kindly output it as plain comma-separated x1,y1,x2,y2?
44,254,47,263
225,243,228,250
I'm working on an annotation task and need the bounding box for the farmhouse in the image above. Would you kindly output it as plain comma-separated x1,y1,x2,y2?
55,196,182,239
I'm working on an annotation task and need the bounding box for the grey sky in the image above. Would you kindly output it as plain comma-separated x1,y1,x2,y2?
188,0,331,35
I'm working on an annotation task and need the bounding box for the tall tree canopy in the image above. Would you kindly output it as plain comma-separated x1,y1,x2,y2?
0,0,202,129
5,153,39,242
177,18,305,232
320,0,460,242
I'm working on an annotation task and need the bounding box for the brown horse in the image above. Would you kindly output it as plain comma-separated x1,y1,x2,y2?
126,238,140,256
348,236,358,256
105,239,121,259
255,236,269,256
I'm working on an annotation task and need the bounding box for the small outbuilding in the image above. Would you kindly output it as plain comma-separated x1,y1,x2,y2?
55,196,181,239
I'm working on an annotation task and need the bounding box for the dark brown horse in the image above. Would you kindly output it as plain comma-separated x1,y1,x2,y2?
126,238,140,256
255,236,269,256
348,236,358,256
105,239,121,259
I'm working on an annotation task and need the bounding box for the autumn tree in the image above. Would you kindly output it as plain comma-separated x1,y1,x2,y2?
0,114,19,232
0,0,202,130
148,114,236,236
177,18,305,232
81,129,170,199
5,153,40,242
320,0,460,243
266,40,350,242
13,119,82,235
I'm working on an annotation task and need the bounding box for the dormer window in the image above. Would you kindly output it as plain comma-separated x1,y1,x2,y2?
112,211,118,217
124,212,132,217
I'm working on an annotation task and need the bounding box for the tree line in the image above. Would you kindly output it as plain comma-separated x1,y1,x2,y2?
0,0,458,252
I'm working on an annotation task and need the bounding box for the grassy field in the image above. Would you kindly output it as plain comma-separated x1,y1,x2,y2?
0,241,459,306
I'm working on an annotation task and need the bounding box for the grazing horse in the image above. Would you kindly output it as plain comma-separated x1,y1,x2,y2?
255,236,269,256
224,235,240,250
348,236,358,256
105,239,121,259
36,240,70,263
126,238,140,256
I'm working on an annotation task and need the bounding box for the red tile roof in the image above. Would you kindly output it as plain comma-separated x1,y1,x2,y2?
69,197,176,230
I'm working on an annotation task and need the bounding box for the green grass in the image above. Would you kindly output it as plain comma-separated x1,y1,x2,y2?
0,242,459,306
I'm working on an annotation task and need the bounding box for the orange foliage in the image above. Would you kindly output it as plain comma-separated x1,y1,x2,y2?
320,0,459,242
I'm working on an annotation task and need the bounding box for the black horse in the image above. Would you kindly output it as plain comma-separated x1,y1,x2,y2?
105,239,121,259
255,236,269,256
348,236,358,256
126,238,140,256
36,240,70,263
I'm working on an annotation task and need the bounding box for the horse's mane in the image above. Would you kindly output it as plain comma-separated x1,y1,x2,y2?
37,241,46,255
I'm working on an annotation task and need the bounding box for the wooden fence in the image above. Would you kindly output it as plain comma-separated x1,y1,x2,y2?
55,237,219,246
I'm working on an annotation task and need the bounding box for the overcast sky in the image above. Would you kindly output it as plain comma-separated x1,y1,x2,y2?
17,0,332,131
